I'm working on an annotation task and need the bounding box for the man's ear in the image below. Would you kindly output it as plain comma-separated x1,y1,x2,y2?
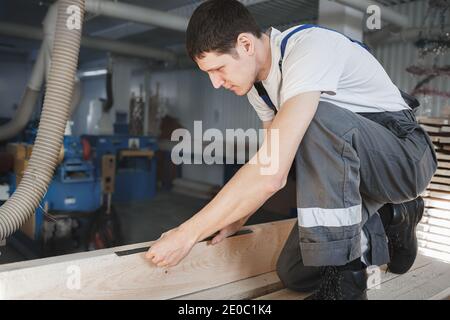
236,33,255,56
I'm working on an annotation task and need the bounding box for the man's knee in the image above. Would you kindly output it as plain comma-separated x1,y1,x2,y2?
276,255,321,292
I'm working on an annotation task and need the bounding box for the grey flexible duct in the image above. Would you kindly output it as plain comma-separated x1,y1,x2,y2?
0,38,48,141
0,0,85,240
0,88,41,141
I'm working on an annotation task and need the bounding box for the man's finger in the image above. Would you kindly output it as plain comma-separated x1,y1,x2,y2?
157,261,168,268
145,250,155,260
152,255,164,265
211,231,226,245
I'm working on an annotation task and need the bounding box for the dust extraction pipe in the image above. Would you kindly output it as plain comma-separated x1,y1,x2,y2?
0,41,48,141
0,3,56,141
85,0,189,32
0,21,177,62
0,0,85,240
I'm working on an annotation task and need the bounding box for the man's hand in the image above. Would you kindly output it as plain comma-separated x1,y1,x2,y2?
145,227,197,268
210,216,249,245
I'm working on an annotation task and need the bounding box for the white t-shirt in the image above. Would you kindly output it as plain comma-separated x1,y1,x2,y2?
247,26,410,122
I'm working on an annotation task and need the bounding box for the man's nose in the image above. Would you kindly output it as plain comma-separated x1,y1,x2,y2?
209,73,224,89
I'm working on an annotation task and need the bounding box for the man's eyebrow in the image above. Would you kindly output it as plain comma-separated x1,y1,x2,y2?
205,65,223,72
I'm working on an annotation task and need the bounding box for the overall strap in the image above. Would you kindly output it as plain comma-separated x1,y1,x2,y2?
253,24,370,113
278,24,419,110
252,25,423,113
254,81,277,115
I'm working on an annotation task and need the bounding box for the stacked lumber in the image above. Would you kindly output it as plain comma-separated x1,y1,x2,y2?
417,117,450,263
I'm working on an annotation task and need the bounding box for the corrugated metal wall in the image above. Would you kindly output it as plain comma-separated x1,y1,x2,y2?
150,0,450,131
0,52,34,119
148,69,261,133
147,69,261,185
146,0,450,186
372,0,450,117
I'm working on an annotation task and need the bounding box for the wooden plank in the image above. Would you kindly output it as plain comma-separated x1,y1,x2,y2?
418,240,450,254
421,216,450,229
417,117,450,126
438,137,450,144
424,208,450,220
422,190,450,200
440,127,450,133
436,152,450,161
420,124,441,133
174,272,283,300
427,183,450,192
430,176,450,185
255,255,435,300
418,223,450,237
424,197,450,210
438,161,450,169
418,247,450,263
435,168,450,176
181,255,438,301
367,258,450,300
428,287,450,300
0,219,295,299
430,136,440,143
255,288,309,300
418,231,450,246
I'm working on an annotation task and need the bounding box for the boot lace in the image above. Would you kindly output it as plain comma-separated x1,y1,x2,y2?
308,266,343,300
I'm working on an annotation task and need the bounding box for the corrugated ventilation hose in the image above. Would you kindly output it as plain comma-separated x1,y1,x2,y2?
0,0,85,240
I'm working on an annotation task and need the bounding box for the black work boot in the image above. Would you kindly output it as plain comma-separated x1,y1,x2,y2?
383,197,424,274
305,265,368,300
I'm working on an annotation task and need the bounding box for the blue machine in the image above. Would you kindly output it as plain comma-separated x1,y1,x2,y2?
43,136,102,212
83,135,158,203
8,135,102,240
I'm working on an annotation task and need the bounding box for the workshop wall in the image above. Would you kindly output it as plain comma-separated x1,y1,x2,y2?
0,52,34,119
147,69,261,186
72,57,147,136
72,74,106,135
373,0,450,117
147,68,261,134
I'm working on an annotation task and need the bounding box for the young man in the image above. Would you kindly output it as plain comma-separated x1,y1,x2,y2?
145,0,437,299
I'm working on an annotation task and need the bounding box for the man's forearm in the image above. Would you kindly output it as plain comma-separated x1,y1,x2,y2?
180,160,277,242
179,92,320,243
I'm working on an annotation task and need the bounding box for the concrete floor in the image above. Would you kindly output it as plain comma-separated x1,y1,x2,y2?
0,190,289,265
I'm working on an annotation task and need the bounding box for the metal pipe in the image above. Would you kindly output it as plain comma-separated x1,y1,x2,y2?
0,89,41,141
334,0,411,29
0,22,177,62
0,8,54,141
85,0,189,32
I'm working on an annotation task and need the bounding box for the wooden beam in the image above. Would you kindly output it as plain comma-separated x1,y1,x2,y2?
427,183,450,192
0,219,295,299
174,272,283,300
418,117,450,126
255,288,309,300
255,255,450,300
367,256,450,300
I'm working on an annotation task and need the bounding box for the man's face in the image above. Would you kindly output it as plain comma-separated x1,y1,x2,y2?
196,47,257,96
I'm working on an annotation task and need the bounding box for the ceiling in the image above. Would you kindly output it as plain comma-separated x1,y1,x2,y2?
0,0,421,63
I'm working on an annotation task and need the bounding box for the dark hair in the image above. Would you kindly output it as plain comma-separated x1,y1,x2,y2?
186,0,262,61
